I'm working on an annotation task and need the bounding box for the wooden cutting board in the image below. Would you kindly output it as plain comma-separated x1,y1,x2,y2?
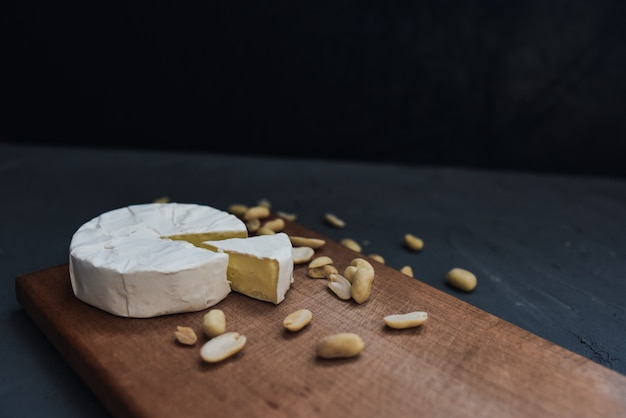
15,220,626,418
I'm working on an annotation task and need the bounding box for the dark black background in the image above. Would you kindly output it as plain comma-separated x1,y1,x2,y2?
4,1,626,178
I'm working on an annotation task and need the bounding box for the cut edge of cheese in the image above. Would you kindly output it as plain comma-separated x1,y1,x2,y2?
201,232,295,304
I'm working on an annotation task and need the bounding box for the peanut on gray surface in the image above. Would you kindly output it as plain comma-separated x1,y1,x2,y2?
316,332,364,359
340,238,361,252
277,211,297,221
404,233,424,252
446,267,477,292
200,332,247,363
174,326,198,346
324,213,346,228
283,309,313,332
383,311,428,329
257,198,271,208
203,309,226,338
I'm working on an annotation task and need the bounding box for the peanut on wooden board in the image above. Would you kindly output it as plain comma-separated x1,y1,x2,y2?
351,267,375,304
344,257,375,283
246,217,261,233
308,256,333,269
174,326,198,346
308,257,338,279
228,203,249,216
400,265,414,277
446,267,477,292
256,226,276,235
262,217,285,232
316,332,364,359
289,236,326,249
292,246,315,264
350,257,374,272
383,311,428,329
200,332,247,363
244,205,270,220
283,309,313,332
203,309,226,338
328,273,352,300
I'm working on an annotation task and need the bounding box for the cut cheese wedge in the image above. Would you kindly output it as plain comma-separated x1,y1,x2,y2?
69,203,248,318
202,233,294,304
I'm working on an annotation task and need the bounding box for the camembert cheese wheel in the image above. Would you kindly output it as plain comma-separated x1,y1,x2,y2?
202,233,294,304
69,203,248,318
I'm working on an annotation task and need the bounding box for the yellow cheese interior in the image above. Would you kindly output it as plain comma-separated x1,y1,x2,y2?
165,231,247,247
202,244,279,304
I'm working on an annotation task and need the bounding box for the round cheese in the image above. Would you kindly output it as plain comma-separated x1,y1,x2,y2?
69,202,248,318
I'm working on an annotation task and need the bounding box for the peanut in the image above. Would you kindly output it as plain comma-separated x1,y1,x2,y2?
256,226,276,235
343,265,359,283
350,257,374,273
292,246,315,264
446,267,477,292
289,236,326,249
262,217,285,232
351,267,375,304
308,256,334,269
328,273,352,300
153,196,171,204
308,264,338,279
400,265,414,277
202,309,226,338
283,309,313,332
200,332,247,363
316,333,364,359
324,213,346,228
341,238,362,252
404,233,424,252
228,203,248,216
257,198,271,208
277,211,297,221
244,205,270,220
174,326,197,346
383,311,428,329
368,253,385,264
246,217,261,233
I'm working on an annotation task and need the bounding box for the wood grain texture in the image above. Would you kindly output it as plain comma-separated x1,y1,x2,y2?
15,220,626,418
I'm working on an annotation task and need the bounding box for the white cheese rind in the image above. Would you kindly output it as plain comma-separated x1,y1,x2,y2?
69,203,247,318
202,233,294,304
